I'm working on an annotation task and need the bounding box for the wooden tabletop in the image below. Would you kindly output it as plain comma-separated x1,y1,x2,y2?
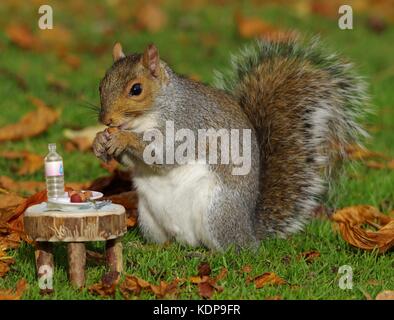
24,203,127,242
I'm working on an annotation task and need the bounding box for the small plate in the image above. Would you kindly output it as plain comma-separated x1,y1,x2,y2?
47,191,104,206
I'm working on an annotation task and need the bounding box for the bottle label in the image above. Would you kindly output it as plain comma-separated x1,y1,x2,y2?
45,161,64,177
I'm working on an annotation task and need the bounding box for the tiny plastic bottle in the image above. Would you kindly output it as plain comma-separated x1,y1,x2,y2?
44,143,65,199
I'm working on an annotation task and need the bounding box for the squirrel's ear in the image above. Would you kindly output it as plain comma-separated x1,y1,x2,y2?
112,42,125,62
142,44,160,77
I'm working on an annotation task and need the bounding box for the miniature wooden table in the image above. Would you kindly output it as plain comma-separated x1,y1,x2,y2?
24,203,127,290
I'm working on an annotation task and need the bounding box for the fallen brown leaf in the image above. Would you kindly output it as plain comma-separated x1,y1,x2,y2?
150,279,180,299
331,205,394,253
375,290,394,300
0,257,15,278
0,176,44,195
88,271,119,298
190,267,226,299
0,193,25,225
119,275,151,299
119,274,178,299
198,281,214,299
298,250,321,264
241,265,252,273
235,11,296,42
310,0,342,19
345,144,388,161
0,176,87,196
0,278,27,300
5,25,39,50
0,150,43,175
366,161,387,170
255,272,286,288
215,267,228,281
198,262,211,277
0,96,59,143
59,53,81,70
135,3,167,33
38,24,72,52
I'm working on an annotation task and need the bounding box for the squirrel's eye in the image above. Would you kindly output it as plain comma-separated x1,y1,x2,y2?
129,83,142,96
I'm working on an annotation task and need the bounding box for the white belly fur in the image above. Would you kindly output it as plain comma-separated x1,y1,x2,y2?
134,163,218,248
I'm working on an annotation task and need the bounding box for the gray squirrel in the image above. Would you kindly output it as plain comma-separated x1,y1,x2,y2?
93,37,367,250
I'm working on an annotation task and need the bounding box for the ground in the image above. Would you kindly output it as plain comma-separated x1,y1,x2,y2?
0,1,393,299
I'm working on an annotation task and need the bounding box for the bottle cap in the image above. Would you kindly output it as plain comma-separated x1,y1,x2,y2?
48,143,56,151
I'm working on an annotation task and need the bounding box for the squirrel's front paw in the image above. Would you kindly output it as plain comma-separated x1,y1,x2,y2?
93,131,110,162
105,131,131,158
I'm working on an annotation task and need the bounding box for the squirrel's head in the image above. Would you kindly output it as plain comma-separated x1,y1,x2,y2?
98,42,166,128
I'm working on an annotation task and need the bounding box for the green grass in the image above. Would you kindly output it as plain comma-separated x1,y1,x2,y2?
0,1,393,299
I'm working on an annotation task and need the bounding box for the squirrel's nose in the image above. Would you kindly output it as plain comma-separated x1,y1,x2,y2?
100,111,113,126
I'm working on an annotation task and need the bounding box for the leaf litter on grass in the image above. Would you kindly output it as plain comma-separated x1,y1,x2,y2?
0,150,43,175
0,96,59,143
331,205,394,253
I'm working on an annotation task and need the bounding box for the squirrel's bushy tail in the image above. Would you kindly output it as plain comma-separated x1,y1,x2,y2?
215,37,369,238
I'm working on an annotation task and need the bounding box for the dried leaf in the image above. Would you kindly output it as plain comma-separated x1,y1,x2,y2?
298,250,321,264
0,176,87,196
190,267,226,299
0,96,59,143
197,262,211,277
119,275,177,299
366,161,387,170
0,193,25,225
331,205,394,253
38,24,72,52
0,257,15,278
255,272,286,288
5,25,39,50
242,265,252,273
88,271,119,298
375,290,394,300
198,281,214,299
135,3,167,33
345,144,388,161
150,279,179,299
58,53,81,70
0,278,27,300
215,267,228,281
0,151,43,175
235,11,296,42
310,0,340,19
0,176,44,195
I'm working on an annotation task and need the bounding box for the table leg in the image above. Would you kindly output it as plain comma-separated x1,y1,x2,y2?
35,242,54,294
67,242,86,288
106,238,123,274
